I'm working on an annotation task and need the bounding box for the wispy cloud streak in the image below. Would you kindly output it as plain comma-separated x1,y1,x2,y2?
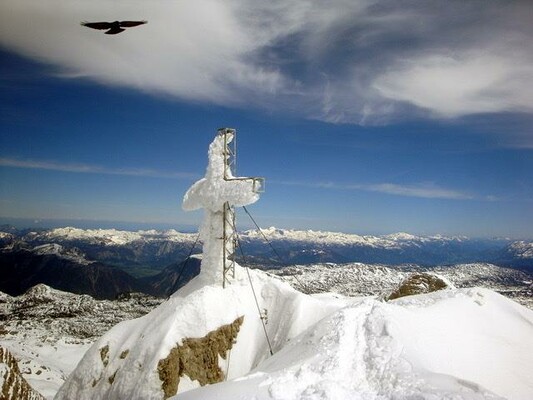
0,157,197,180
365,183,472,200
274,180,474,200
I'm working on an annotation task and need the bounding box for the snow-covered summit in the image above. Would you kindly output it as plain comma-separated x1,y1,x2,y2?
31,243,94,265
383,231,419,240
55,265,340,399
177,287,532,400
508,240,533,259
0,231,13,240
55,264,533,400
18,131,533,400
240,227,466,248
24,227,196,246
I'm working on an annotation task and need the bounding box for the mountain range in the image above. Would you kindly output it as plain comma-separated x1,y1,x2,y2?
0,226,531,301
2,225,532,269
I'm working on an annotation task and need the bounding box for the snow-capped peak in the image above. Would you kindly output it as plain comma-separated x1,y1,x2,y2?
23,226,197,246
31,243,94,265
384,232,419,240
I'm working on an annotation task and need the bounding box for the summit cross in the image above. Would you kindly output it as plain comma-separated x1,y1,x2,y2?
182,128,264,287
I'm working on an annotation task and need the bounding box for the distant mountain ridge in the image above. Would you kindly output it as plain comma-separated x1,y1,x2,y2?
1,226,531,271
237,227,531,270
0,226,531,301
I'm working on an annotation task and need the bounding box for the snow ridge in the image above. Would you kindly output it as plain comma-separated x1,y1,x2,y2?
240,227,467,248
31,243,94,265
179,288,532,400
23,227,196,246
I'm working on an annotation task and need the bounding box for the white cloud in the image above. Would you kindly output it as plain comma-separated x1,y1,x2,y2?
0,0,289,105
0,157,197,179
373,52,533,117
1,0,532,123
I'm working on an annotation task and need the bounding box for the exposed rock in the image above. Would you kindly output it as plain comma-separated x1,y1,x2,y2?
100,345,109,367
108,369,117,384
157,316,244,399
386,272,449,300
0,346,45,400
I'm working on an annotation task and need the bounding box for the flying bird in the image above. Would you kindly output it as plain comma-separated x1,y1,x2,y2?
81,20,147,35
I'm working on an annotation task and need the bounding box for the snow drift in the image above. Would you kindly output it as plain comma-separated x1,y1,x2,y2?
177,286,533,400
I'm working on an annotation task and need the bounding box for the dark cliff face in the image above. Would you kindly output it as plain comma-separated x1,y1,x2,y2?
0,246,201,300
0,250,149,300
141,257,201,297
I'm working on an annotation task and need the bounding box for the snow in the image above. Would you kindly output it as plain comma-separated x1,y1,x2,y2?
177,287,533,400
53,262,533,400
3,337,92,399
239,227,467,249
182,132,259,212
509,241,533,259
31,243,94,265
0,285,162,399
271,262,533,309
384,231,419,241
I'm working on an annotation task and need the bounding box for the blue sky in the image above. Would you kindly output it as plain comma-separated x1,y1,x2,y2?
1,0,532,238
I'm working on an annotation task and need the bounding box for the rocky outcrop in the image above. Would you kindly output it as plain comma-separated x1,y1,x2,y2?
157,316,244,398
0,346,45,400
386,272,449,301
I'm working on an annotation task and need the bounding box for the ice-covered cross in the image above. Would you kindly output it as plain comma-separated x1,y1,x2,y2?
182,129,261,286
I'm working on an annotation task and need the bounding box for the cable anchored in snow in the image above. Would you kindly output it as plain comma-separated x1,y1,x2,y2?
234,229,274,356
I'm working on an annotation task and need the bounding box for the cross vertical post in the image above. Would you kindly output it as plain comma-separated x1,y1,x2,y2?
219,128,237,288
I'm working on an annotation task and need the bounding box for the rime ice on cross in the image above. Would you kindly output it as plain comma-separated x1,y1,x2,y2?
182,129,261,286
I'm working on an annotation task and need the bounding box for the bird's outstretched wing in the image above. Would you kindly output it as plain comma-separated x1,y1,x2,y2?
119,20,147,28
81,21,113,30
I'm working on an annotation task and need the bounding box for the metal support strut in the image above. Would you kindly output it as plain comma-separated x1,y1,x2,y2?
217,128,264,288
